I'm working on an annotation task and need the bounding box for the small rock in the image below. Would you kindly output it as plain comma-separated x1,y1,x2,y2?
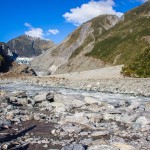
136,116,150,125
91,131,109,137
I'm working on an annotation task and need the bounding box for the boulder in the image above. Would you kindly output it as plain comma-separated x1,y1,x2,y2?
34,92,54,103
61,144,86,150
15,64,37,76
54,93,85,108
136,116,150,125
87,145,118,150
60,112,93,128
84,96,101,105
62,124,81,133
112,142,136,150
91,131,110,137
12,91,27,98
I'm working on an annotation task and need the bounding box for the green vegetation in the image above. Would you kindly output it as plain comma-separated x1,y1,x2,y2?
70,15,117,59
85,2,150,77
90,15,109,41
0,55,4,66
122,48,150,78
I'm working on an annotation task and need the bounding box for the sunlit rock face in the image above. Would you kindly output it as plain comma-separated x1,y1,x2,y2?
7,35,56,57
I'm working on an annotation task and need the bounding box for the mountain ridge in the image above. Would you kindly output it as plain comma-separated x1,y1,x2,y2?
31,15,119,74
7,35,56,57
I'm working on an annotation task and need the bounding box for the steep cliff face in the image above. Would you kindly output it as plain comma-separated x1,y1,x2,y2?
31,15,119,74
0,42,14,72
7,35,56,57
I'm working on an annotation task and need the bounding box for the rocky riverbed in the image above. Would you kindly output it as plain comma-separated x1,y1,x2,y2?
0,81,150,150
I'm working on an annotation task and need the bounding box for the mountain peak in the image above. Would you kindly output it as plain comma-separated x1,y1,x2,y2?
7,35,56,57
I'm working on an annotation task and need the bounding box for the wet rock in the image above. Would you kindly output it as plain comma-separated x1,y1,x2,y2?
87,145,118,150
103,113,115,120
128,102,140,110
8,96,28,106
119,114,138,124
34,92,53,103
54,93,85,108
61,144,86,150
62,124,81,133
12,91,27,98
146,135,150,141
84,96,101,105
135,116,150,125
91,131,110,137
60,112,92,128
80,138,93,145
112,142,136,150
0,119,11,129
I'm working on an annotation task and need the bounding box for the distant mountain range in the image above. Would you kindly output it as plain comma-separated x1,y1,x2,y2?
7,35,56,57
31,1,150,77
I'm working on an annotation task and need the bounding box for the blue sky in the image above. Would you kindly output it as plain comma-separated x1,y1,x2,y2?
0,0,147,44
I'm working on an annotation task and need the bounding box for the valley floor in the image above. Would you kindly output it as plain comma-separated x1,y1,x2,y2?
0,65,150,150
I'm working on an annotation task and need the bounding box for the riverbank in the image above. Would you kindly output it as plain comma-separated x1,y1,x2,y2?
0,86,150,150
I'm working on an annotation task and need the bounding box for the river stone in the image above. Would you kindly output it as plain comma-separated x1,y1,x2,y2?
62,124,81,133
91,131,110,137
60,112,92,128
8,96,28,106
128,102,140,110
135,116,150,125
145,102,150,111
87,145,118,150
54,93,85,108
84,96,101,105
34,92,52,103
0,119,11,129
12,91,27,98
112,142,136,150
119,114,138,124
61,144,86,150
85,112,103,123
103,113,115,120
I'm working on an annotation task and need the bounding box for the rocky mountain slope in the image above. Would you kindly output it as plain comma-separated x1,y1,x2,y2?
31,1,150,77
31,15,119,74
7,35,56,57
0,42,36,77
86,1,150,77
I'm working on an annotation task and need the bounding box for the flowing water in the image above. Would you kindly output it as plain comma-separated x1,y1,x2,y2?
0,80,150,104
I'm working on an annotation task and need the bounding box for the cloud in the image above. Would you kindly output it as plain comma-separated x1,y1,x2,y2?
24,23,44,38
24,23,59,39
63,0,123,26
25,28,44,38
24,22,32,28
48,29,59,35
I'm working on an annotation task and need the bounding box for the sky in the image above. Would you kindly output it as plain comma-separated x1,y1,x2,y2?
0,0,147,44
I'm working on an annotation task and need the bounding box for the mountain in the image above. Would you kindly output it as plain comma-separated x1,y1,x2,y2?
31,15,119,74
86,1,150,77
31,1,150,77
7,35,56,57
0,42,37,77
0,42,14,72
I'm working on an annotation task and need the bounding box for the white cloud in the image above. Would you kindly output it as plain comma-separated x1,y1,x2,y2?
48,29,59,35
24,23,44,38
24,22,32,28
25,28,44,38
63,0,123,26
